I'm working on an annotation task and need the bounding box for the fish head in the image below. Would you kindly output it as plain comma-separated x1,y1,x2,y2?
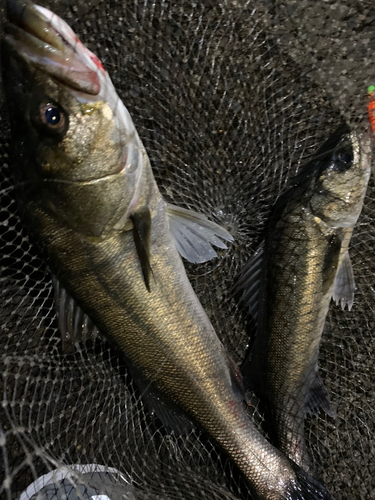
1,0,143,238
310,125,372,228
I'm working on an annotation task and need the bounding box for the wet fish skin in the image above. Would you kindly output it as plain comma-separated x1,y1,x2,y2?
1,1,336,498
237,125,371,476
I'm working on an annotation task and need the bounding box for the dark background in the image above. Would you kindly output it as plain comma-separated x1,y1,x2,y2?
0,1,375,499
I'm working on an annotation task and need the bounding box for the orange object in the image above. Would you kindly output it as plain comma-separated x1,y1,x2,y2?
368,86,375,136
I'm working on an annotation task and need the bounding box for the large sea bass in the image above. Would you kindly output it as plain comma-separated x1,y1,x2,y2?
235,125,371,476
1,1,336,498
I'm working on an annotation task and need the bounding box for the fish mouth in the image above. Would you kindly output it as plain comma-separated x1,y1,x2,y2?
3,0,101,95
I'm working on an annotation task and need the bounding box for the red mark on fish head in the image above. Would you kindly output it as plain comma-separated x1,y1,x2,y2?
90,54,105,73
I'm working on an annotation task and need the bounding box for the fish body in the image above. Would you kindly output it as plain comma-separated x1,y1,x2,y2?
236,125,371,476
1,1,337,498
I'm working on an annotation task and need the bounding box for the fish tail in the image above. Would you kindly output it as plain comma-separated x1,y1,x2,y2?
288,460,336,500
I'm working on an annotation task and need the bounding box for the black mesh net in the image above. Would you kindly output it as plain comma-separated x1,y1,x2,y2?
0,1,374,499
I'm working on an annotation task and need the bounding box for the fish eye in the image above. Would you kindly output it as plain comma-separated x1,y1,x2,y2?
330,150,353,172
39,103,66,134
339,152,352,164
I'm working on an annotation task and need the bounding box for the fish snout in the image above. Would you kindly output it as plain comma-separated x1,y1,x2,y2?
3,0,101,95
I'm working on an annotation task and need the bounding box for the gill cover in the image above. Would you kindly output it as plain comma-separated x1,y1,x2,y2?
309,126,371,227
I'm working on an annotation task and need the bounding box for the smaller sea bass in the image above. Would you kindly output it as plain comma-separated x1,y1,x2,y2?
235,124,371,476
2,0,337,498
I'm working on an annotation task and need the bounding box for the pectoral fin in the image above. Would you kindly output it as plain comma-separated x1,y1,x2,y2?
167,204,233,264
131,206,153,292
53,277,100,353
331,251,355,311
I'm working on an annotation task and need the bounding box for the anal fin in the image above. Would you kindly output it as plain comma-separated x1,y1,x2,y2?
147,394,195,435
304,374,335,418
130,370,195,435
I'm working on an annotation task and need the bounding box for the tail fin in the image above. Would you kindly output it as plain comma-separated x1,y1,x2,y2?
289,460,335,500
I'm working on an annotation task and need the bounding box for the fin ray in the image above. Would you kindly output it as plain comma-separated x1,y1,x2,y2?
147,395,195,435
129,362,195,435
233,244,264,322
233,245,265,391
131,206,153,291
304,374,335,418
53,277,100,353
331,251,355,311
289,461,336,500
167,203,233,264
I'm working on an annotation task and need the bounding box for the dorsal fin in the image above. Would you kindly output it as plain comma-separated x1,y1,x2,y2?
52,277,100,353
232,245,265,392
130,206,153,292
233,244,264,323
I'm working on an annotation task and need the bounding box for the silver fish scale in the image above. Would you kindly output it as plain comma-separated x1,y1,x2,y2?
0,0,374,499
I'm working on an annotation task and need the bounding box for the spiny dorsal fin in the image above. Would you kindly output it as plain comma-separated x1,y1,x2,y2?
233,244,264,323
52,277,100,353
131,206,153,292
232,245,265,392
